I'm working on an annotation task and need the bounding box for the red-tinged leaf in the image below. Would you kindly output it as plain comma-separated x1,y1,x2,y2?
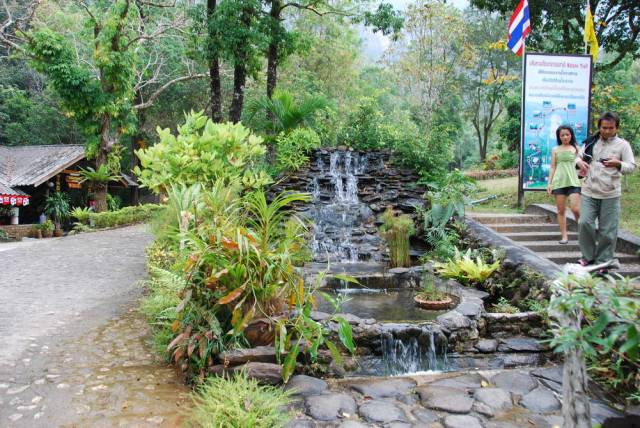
199,337,207,359
218,285,245,305
176,289,192,313
187,340,196,357
222,237,239,250
173,346,184,363
171,319,181,333
206,268,229,289
167,332,185,351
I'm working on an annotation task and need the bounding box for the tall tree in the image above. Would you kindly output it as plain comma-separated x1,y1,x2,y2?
461,11,519,161
470,0,640,70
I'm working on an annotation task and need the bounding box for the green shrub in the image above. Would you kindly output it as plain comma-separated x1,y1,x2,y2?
275,128,321,172
89,204,163,229
434,248,500,286
186,371,292,428
380,209,415,268
106,193,122,211
0,229,11,242
491,297,520,314
71,207,92,225
135,111,271,193
549,275,640,403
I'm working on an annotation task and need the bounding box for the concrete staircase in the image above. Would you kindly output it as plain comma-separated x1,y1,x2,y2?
468,212,640,278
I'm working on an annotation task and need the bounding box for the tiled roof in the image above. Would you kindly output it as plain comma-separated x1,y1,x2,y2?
0,145,85,190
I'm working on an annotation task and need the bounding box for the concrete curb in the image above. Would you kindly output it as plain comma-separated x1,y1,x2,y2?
525,203,640,255
464,217,562,280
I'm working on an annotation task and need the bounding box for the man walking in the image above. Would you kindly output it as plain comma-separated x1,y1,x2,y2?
576,112,636,273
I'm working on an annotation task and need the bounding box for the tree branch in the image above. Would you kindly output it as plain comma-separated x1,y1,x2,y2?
134,73,207,110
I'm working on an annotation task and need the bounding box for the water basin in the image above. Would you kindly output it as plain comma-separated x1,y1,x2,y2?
316,289,447,322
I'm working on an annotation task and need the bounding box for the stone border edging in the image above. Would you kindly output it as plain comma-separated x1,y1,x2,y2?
464,216,562,280
525,203,640,255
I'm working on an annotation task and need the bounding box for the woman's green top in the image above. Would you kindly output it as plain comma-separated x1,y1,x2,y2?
551,149,581,190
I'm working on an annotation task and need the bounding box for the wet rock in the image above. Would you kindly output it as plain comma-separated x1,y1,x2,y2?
285,375,328,397
232,362,282,385
591,400,623,424
285,419,316,428
413,408,439,423
349,378,416,399
436,311,472,331
531,366,563,384
219,346,278,365
305,393,357,421
455,299,484,319
417,386,474,414
430,374,483,390
498,338,544,352
474,339,498,353
385,423,412,428
443,414,483,428
359,400,407,423
491,371,537,395
520,387,560,413
473,388,512,413
310,311,331,322
336,421,370,428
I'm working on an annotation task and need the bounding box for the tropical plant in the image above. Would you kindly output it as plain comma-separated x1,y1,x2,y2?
43,192,70,229
549,274,640,403
276,272,357,382
275,128,321,173
163,185,312,381
379,209,415,268
246,90,328,137
135,112,272,193
491,297,519,314
434,248,500,286
416,272,448,301
41,219,54,233
186,370,292,428
71,207,93,225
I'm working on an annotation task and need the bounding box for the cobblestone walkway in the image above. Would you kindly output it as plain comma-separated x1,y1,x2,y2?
0,226,188,427
285,369,622,428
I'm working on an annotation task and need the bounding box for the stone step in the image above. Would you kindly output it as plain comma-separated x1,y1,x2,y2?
505,231,579,242
538,251,639,265
467,213,549,225
615,264,640,279
520,241,581,252
491,223,561,233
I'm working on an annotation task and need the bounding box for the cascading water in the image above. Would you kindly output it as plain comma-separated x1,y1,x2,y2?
380,328,449,375
307,150,382,263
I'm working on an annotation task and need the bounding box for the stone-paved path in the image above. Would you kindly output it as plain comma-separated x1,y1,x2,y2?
0,226,189,427
284,368,622,428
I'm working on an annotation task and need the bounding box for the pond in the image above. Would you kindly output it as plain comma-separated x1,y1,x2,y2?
316,288,447,322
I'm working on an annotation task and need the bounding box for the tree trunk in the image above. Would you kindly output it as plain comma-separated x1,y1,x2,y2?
207,0,223,122
95,113,111,213
94,182,108,213
266,0,281,100
229,62,247,123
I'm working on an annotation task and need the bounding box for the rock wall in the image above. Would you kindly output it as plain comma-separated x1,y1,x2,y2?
270,148,426,263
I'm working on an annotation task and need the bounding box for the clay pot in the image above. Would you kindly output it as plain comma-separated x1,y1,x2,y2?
53,228,64,237
43,230,53,238
414,294,454,310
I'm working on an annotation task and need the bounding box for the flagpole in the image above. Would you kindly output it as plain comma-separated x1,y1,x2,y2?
517,43,526,210
585,0,589,54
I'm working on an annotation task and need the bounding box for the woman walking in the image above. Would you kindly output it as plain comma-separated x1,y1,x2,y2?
547,125,581,244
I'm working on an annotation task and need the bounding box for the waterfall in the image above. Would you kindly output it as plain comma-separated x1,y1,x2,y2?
380,328,448,375
307,150,381,263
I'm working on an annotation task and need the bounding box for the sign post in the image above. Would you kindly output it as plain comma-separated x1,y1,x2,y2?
518,53,593,201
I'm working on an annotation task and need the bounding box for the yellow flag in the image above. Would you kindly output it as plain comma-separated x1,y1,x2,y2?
584,5,599,62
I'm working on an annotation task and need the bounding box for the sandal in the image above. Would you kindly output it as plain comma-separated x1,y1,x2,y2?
577,258,593,267
559,239,569,244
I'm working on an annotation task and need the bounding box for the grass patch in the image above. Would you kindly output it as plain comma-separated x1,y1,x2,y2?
186,371,292,428
467,175,640,236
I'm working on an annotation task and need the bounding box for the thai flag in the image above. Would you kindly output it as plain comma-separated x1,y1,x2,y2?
507,0,531,56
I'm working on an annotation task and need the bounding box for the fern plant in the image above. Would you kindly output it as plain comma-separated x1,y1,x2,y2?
434,248,500,286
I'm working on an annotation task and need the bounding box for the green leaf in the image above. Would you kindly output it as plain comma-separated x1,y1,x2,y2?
331,274,360,285
282,342,299,382
335,316,356,354
325,340,343,366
